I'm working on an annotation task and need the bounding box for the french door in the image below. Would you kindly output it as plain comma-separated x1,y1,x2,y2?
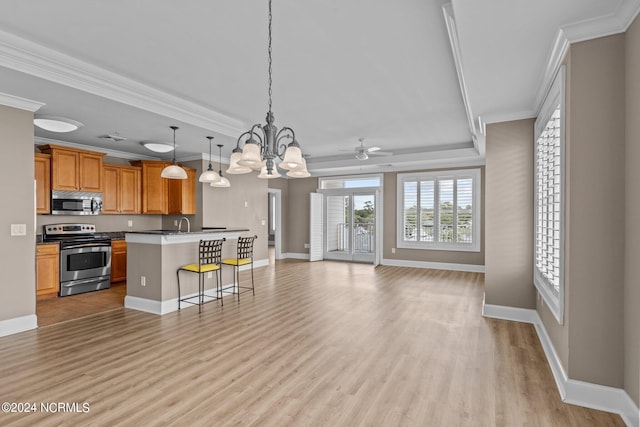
324,191,376,263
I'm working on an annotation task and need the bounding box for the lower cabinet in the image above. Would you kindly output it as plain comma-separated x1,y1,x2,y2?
36,244,59,296
111,240,127,283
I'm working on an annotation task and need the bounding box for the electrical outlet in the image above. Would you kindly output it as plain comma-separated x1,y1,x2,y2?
244,201,248,208
304,243,310,249
140,276,146,287
261,220,266,226
127,220,133,227
174,220,178,226
207,272,213,279
391,247,396,254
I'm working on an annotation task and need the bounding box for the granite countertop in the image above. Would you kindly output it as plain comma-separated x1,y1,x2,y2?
126,227,248,236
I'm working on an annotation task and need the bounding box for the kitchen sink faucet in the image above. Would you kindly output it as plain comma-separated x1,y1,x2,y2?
178,217,190,233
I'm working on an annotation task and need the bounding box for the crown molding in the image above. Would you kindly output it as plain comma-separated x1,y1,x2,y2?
0,91,44,112
0,29,246,136
534,0,640,115
442,3,484,158
34,136,160,160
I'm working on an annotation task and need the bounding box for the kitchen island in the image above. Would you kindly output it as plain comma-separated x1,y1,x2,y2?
124,228,249,314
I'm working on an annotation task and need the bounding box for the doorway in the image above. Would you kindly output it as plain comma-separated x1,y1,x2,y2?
324,192,377,263
267,188,283,260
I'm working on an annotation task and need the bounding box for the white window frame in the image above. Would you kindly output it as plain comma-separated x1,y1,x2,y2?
396,168,481,252
534,66,565,324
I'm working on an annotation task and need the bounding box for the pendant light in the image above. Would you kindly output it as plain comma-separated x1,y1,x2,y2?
210,144,231,188
286,157,310,178
160,126,188,179
199,136,222,183
231,0,309,178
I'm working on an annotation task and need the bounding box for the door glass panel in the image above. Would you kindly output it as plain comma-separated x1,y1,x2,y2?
439,179,454,242
326,195,350,253
353,194,375,255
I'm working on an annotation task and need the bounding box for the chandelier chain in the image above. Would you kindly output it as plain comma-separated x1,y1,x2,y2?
268,0,273,114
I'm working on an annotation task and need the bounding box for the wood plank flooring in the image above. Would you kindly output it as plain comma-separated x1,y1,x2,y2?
36,282,126,327
1,260,624,426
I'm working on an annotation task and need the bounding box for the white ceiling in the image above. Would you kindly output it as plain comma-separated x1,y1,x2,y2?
0,0,637,174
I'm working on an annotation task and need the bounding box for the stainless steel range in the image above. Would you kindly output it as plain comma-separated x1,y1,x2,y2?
43,223,112,296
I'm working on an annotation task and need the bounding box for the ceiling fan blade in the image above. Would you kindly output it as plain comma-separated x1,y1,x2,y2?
367,146,381,152
368,151,393,156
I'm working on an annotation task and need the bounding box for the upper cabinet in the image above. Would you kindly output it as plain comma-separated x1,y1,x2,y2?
34,153,51,214
131,160,170,214
130,160,196,215
39,144,105,192
103,164,141,214
168,167,196,215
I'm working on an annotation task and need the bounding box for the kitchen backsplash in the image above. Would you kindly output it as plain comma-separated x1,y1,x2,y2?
36,214,163,233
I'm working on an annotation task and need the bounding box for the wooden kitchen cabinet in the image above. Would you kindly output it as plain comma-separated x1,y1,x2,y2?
39,144,105,192
130,160,170,214
36,244,59,296
168,167,196,214
103,164,141,214
110,240,127,283
34,153,51,214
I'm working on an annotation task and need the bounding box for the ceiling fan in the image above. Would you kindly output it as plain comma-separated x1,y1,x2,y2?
347,138,393,160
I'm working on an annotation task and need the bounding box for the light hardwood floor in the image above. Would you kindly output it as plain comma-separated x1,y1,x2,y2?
1,260,624,426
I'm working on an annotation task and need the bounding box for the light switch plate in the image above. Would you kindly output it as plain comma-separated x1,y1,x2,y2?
11,224,27,236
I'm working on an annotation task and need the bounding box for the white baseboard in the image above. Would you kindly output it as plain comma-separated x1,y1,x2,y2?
124,296,164,315
0,314,38,337
283,252,310,260
382,258,485,273
483,301,639,427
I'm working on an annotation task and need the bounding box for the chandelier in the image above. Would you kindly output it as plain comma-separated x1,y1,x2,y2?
226,0,310,179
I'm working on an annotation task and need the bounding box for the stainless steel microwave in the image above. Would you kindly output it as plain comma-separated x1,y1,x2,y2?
51,190,103,215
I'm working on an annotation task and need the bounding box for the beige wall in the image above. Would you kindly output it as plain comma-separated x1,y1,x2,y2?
484,119,535,309
382,169,485,266
200,163,269,261
0,105,36,323
540,35,626,389
286,177,318,254
625,15,640,405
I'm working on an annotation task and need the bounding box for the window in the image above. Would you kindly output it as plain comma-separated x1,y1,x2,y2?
320,175,381,189
397,169,480,251
534,66,565,324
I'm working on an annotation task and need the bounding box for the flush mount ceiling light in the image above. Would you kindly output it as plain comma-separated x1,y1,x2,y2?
141,141,175,153
160,126,187,179
210,144,230,188
230,0,309,179
199,136,222,184
34,115,84,133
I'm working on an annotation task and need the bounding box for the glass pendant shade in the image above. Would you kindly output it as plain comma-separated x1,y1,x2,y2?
226,150,252,174
199,168,221,183
257,160,281,179
161,164,188,179
161,125,187,179
210,174,230,187
199,136,222,183
280,144,303,170
286,158,310,178
237,142,263,170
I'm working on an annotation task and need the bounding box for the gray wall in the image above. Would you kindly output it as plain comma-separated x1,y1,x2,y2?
484,119,535,309
0,105,36,323
625,15,640,406
539,34,626,389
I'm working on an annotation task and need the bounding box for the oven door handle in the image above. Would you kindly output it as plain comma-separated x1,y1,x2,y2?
62,242,111,250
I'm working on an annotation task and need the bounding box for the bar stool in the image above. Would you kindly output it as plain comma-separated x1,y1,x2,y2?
221,235,257,302
177,238,225,313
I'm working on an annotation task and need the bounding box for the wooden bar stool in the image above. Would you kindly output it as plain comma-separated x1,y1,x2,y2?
221,235,257,302
177,238,225,313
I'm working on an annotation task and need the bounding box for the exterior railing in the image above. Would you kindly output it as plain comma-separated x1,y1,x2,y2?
336,223,374,253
